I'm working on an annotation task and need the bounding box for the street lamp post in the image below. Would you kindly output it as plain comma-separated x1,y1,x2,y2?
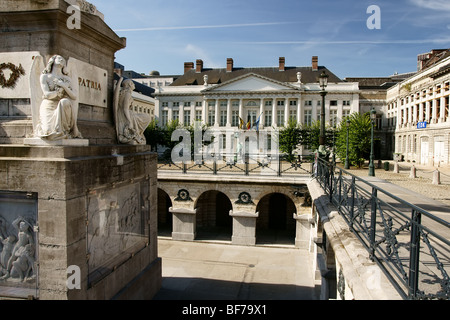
318,71,329,157
344,118,350,169
368,108,376,176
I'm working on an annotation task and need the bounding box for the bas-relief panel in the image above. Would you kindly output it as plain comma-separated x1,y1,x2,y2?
87,182,149,284
0,192,38,291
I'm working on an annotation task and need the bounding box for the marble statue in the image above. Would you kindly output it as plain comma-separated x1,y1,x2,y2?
113,77,151,145
30,54,82,140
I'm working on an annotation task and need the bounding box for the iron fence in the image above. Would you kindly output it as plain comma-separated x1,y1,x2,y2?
314,157,450,300
157,154,313,177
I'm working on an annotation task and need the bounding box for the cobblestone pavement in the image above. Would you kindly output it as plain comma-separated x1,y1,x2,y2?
341,161,450,207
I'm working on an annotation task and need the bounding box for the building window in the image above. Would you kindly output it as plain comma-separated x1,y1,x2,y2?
208,109,215,126
232,110,239,127
277,100,285,106
330,109,338,127
220,110,227,127
304,109,312,126
265,100,272,107
289,110,297,122
277,110,285,127
265,110,272,127
195,110,202,121
289,100,297,106
343,109,351,119
173,110,179,122
161,110,168,127
184,112,191,126
195,101,202,107
305,100,312,106
162,102,168,108
247,110,258,127
343,101,351,106
173,102,180,107
330,100,338,107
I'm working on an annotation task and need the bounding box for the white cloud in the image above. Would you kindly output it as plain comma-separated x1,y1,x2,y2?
114,22,293,33
409,0,450,11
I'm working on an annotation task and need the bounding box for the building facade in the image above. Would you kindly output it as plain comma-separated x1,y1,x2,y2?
154,57,360,156
386,50,450,166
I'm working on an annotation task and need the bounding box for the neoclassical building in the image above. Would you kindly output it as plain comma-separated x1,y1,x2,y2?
386,49,450,166
154,57,359,156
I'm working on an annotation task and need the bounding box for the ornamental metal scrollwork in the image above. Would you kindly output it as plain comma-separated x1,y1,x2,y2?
235,192,254,205
0,63,25,89
175,189,192,202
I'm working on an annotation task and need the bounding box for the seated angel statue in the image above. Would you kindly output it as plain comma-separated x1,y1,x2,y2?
35,55,82,140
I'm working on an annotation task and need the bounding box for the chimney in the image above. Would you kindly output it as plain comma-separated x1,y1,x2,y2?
227,58,234,72
184,62,194,73
312,56,318,71
196,59,203,73
279,57,285,71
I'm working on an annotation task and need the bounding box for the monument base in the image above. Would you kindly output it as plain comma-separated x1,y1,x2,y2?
23,138,89,147
0,144,160,300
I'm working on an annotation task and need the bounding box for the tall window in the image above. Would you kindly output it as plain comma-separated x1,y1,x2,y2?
232,110,239,127
330,110,338,127
220,110,227,127
184,112,191,126
343,109,351,119
161,110,168,127
277,110,285,127
173,110,179,122
304,109,312,126
247,110,257,127
195,110,202,121
265,110,272,127
208,109,215,126
289,110,297,122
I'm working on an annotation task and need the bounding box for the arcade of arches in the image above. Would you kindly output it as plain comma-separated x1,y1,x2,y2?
157,179,312,247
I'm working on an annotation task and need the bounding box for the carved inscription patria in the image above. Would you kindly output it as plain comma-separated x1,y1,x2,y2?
0,192,38,290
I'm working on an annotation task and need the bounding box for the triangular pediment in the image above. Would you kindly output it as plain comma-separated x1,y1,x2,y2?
202,73,299,93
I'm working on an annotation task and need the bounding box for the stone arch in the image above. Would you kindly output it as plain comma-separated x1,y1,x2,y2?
157,188,173,236
256,187,302,214
195,190,233,240
255,192,297,245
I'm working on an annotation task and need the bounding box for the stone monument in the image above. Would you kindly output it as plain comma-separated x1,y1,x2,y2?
0,0,161,300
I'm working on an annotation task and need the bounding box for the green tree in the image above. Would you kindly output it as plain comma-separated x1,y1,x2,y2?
298,120,335,153
334,112,372,168
144,119,163,152
278,118,301,161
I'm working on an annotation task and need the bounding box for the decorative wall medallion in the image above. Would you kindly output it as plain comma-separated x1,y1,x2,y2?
175,189,192,202
235,192,254,205
0,63,25,89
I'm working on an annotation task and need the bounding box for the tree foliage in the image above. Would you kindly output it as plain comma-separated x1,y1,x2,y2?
278,119,336,161
334,112,373,168
144,120,212,160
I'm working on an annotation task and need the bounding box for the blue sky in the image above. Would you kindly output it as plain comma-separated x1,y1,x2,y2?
94,0,450,79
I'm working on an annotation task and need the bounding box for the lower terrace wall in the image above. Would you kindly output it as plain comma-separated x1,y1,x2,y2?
307,179,402,300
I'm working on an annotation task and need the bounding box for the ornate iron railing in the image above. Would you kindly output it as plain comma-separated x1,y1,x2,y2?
314,157,450,300
157,154,313,177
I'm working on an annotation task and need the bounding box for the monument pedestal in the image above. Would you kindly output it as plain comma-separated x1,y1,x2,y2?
0,144,161,300
0,1,161,300
24,138,89,147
